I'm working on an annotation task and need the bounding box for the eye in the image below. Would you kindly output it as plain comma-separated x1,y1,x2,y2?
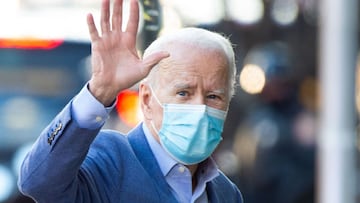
177,91,189,97
207,94,221,100
206,93,227,108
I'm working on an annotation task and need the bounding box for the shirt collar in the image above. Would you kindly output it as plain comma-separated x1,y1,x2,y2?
142,123,219,179
196,157,219,182
143,123,177,176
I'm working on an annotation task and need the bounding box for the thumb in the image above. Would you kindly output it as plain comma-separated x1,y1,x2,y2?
142,51,170,74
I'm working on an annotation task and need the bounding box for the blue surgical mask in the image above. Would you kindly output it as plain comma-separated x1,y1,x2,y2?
149,86,227,165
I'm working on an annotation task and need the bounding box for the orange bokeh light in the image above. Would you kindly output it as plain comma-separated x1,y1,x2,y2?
116,90,142,127
0,38,63,50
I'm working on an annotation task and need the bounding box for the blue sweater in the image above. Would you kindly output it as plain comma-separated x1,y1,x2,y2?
18,102,243,203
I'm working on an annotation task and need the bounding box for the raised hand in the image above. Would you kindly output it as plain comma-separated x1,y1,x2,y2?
87,0,169,106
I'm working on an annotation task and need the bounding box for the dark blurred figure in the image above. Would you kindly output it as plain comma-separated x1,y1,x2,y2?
233,42,316,203
6,193,34,203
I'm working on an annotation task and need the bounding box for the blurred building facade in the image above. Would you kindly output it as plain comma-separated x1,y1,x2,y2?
0,0,356,203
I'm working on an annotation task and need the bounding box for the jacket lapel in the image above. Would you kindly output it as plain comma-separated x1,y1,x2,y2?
206,181,219,203
127,123,178,202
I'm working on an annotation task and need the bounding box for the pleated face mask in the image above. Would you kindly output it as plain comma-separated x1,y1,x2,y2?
150,85,227,165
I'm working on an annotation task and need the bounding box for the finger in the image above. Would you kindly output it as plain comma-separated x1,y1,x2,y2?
87,13,100,41
100,0,111,34
142,51,170,74
126,0,140,40
112,0,123,31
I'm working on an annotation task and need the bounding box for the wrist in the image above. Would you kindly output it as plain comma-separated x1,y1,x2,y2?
88,80,117,107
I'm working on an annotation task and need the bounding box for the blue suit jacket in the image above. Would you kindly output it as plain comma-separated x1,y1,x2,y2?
18,102,243,203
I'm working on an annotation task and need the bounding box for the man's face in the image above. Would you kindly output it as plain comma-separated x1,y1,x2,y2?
142,43,230,141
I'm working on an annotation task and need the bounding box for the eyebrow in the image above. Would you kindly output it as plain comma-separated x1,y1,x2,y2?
212,89,226,95
173,83,194,90
173,83,227,95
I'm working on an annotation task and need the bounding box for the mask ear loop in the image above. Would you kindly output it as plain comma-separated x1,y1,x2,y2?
150,120,160,136
148,84,164,108
148,84,163,136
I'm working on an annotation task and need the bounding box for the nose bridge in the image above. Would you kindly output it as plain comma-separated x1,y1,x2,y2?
193,93,206,105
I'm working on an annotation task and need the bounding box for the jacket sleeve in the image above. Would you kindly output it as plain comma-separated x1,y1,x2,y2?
17,101,103,203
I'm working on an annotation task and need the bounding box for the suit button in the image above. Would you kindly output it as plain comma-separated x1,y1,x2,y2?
48,122,62,145
56,122,63,131
178,166,185,173
95,116,103,122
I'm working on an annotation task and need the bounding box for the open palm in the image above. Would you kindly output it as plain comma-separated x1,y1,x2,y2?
87,0,168,106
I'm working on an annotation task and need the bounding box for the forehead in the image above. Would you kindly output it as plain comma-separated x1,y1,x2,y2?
155,44,230,87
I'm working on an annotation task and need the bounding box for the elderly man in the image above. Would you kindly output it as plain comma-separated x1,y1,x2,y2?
18,0,243,202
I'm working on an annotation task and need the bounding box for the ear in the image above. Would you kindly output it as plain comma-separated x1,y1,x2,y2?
139,82,153,120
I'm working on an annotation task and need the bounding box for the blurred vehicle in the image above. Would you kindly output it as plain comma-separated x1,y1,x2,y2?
0,38,91,151
0,38,91,203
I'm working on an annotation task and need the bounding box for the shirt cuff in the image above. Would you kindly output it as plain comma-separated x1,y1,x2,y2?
72,84,116,129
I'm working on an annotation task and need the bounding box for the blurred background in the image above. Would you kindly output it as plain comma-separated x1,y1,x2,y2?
0,0,358,202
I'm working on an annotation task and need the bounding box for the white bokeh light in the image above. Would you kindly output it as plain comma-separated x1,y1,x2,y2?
158,4,183,36
12,142,33,177
0,165,14,202
240,64,266,94
227,0,264,25
271,0,299,26
169,0,224,25
3,97,39,130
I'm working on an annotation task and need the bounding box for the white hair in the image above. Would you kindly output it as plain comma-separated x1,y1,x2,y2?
143,27,236,97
